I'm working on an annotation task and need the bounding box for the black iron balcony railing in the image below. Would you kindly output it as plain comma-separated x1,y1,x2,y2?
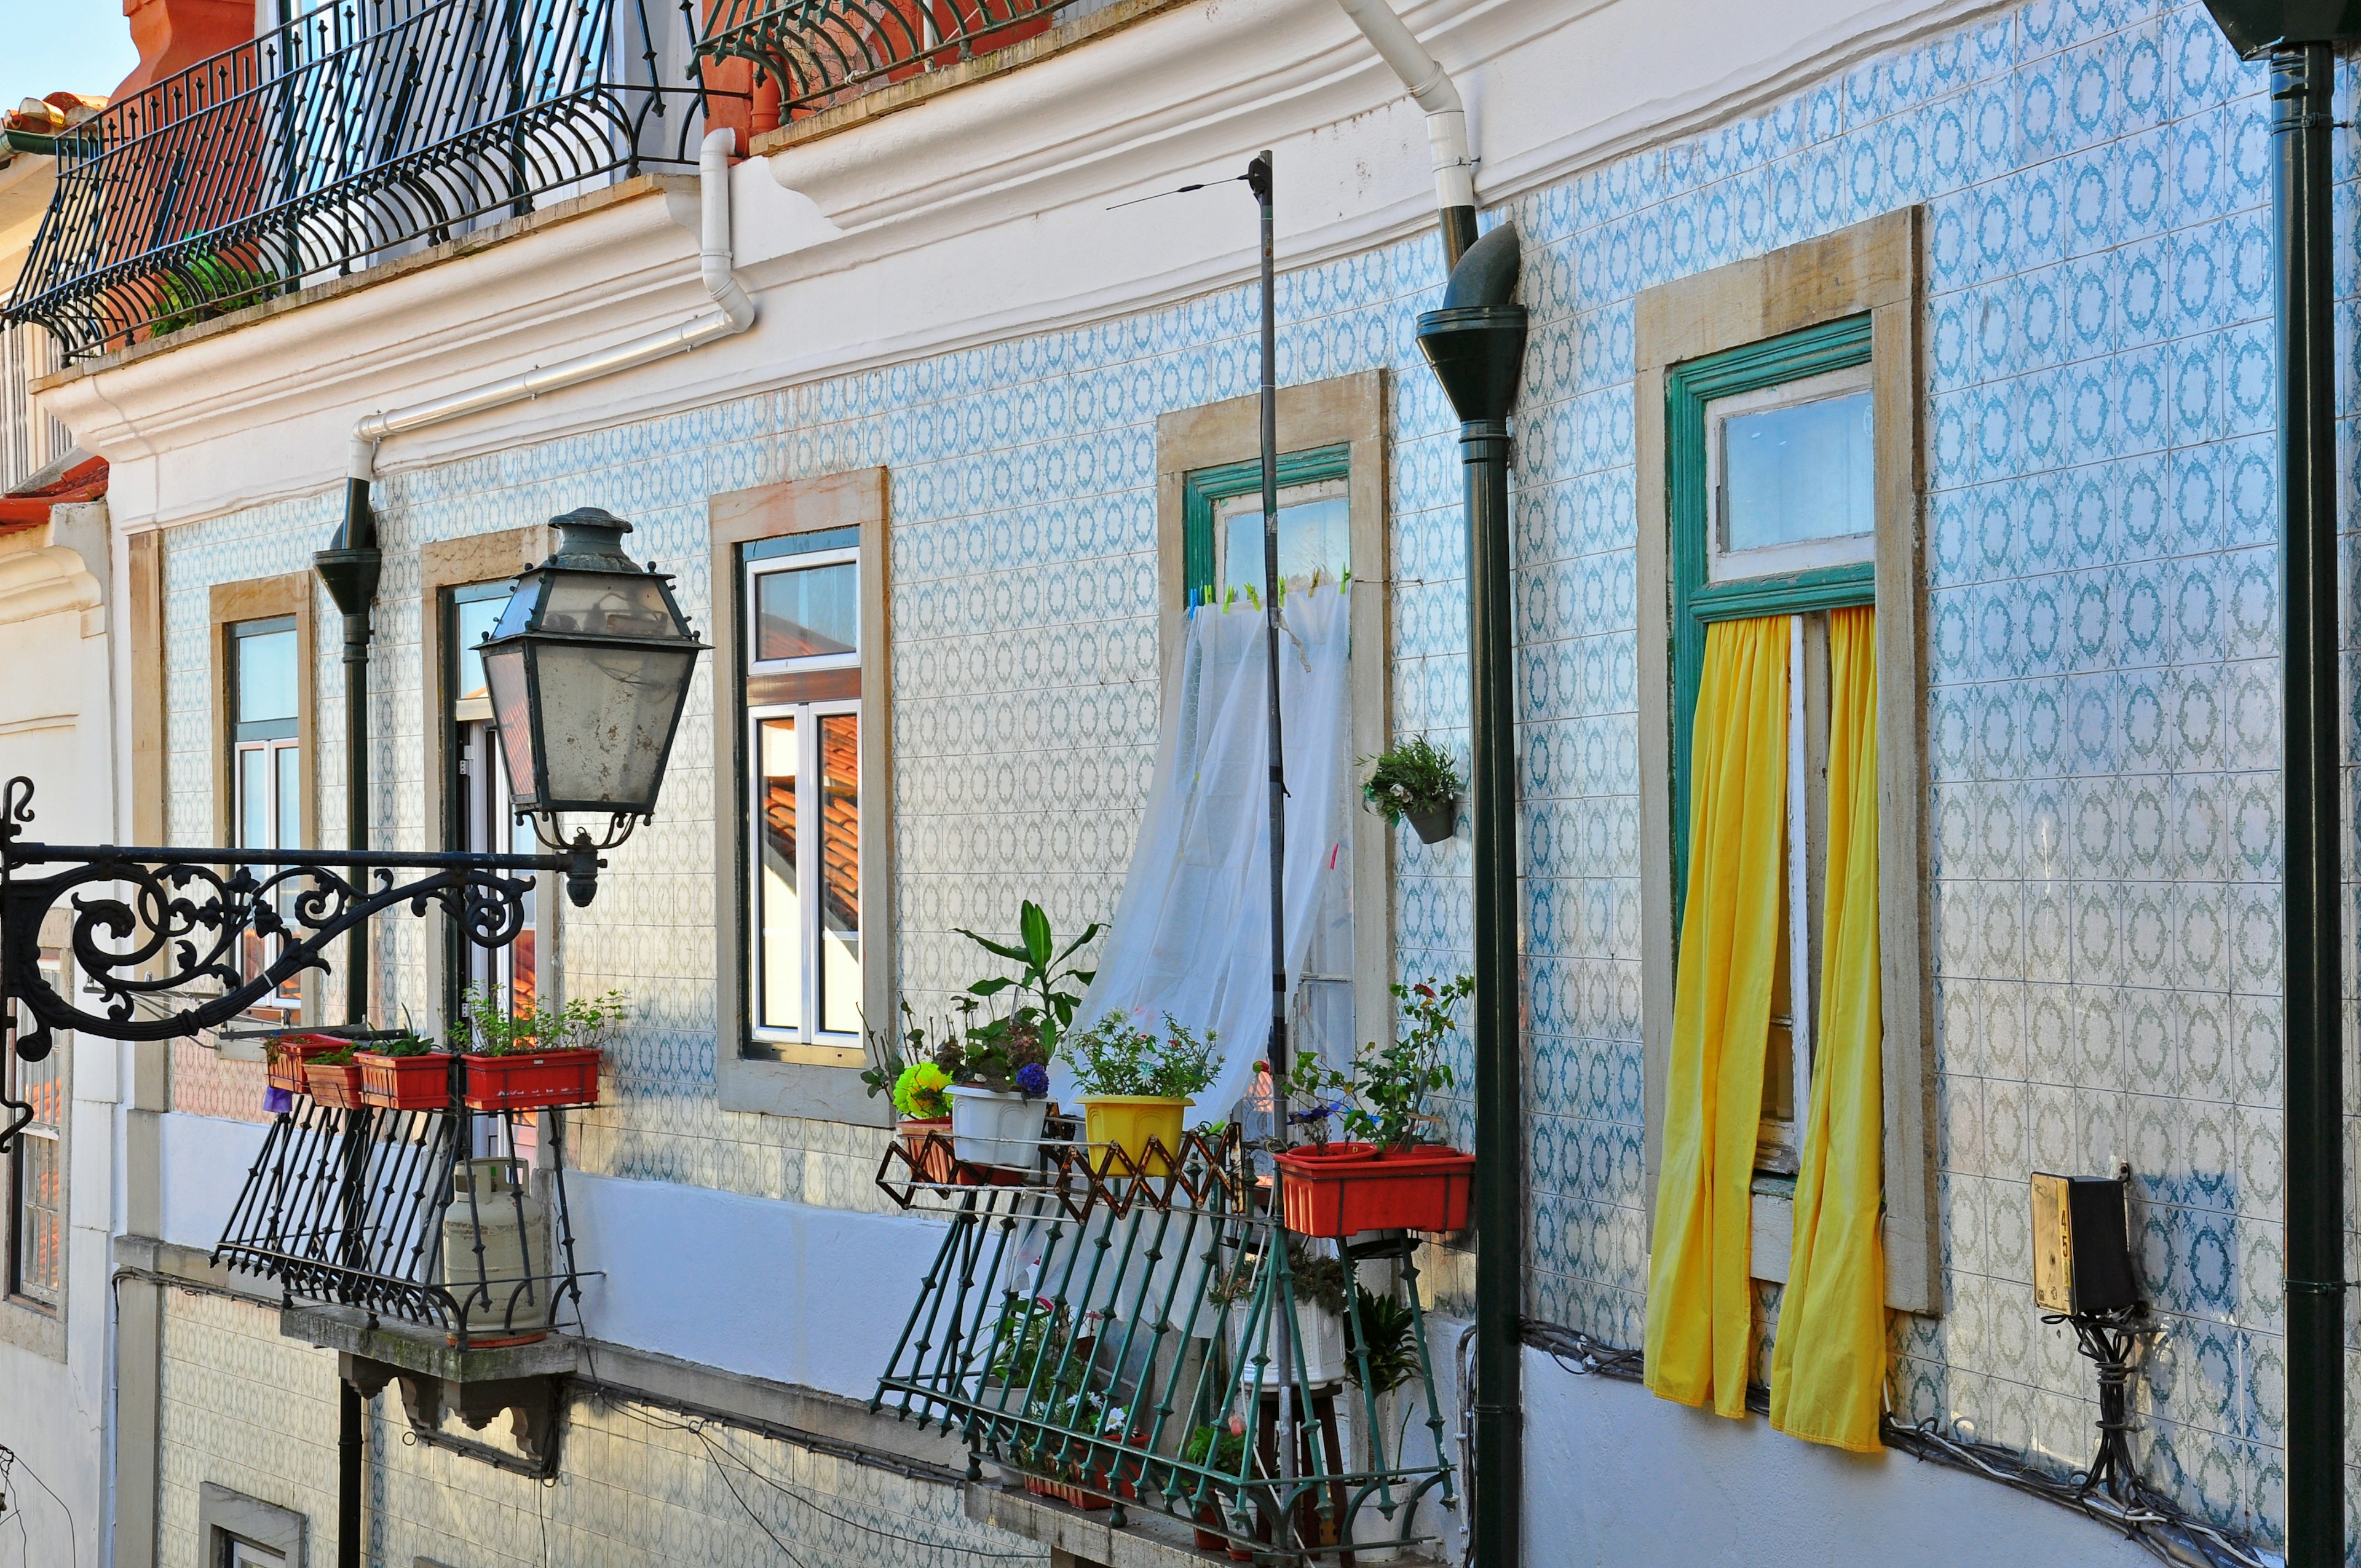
872,1126,1458,1564
695,0,1082,117
214,1093,588,1347
5,0,730,361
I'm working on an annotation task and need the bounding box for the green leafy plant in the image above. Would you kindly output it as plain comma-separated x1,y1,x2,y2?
454,984,630,1058
955,900,1100,1063
150,251,288,338
1069,1010,1220,1099
949,1003,1052,1095
1286,1244,1350,1318
1281,975,1472,1150
1359,736,1463,825
1182,1420,1250,1475
365,1030,439,1058
312,1043,357,1066
866,1003,962,1102
1344,1285,1420,1395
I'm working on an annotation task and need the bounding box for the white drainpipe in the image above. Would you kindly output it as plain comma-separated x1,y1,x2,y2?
344,128,757,499
1332,0,1478,267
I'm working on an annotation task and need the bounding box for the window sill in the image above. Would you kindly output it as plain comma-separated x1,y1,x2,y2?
717,1048,892,1127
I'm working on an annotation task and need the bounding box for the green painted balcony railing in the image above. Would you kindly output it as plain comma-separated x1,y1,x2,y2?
871,1125,1460,1562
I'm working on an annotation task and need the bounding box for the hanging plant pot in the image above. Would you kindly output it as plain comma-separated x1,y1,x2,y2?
267,1033,347,1094
897,1117,954,1183
1273,1141,1476,1237
357,1051,457,1111
1406,799,1458,844
1078,1094,1191,1177
946,1085,1048,1170
302,1059,365,1110
462,1049,601,1112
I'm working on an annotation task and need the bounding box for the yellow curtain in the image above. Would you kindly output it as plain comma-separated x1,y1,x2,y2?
1645,615,1787,1417
1769,603,1888,1452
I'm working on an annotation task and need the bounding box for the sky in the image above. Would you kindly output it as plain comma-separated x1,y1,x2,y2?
1,0,139,114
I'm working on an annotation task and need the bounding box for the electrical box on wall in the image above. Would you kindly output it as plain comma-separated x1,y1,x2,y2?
2031,1171,2138,1315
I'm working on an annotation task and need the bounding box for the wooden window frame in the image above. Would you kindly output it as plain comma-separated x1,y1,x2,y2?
1636,208,1941,1317
711,469,894,1125
1154,370,1394,1067
0,946,67,1359
209,577,318,1021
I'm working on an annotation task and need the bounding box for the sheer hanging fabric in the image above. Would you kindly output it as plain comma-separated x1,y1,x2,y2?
1769,604,1887,1451
1056,585,1353,1123
1645,614,1787,1418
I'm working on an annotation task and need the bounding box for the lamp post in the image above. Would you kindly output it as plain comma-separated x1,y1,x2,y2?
0,508,706,1150
1415,221,1527,1568
2193,5,2357,1563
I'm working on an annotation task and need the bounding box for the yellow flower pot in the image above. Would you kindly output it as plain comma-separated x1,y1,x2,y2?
1079,1095,1192,1176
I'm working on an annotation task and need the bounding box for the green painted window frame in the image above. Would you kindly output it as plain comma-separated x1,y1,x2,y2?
1668,312,1874,917
1180,443,1351,606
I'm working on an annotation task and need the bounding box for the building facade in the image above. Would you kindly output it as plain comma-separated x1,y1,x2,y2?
0,0,2353,1563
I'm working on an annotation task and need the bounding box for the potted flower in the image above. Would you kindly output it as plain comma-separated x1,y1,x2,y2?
453,985,624,1113
356,1028,456,1111
943,1007,1052,1171
1361,735,1463,845
954,898,1097,1067
870,1004,957,1182
1273,975,1477,1236
266,1031,349,1094
1215,1242,1348,1388
301,1044,366,1109
1180,1419,1252,1551
1067,1010,1217,1176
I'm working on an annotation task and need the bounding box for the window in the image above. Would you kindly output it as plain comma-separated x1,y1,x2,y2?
1182,446,1360,1073
197,1484,305,1568
449,581,537,1026
226,1538,287,1568
5,956,63,1310
743,526,864,1061
1635,210,1938,1317
230,617,303,1015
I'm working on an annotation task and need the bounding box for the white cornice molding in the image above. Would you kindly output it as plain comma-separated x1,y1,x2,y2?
0,545,103,628
46,0,2003,532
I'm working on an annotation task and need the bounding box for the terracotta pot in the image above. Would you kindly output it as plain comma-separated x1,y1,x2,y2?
1273,1141,1476,1237
462,1048,601,1112
266,1032,346,1093
897,1117,954,1182
302,1059,364,1109
1193,1503,1227,1551
357,1051,456,1111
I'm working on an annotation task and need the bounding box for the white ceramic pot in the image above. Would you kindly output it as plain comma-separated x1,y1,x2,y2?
1230,1301,1346,1387
947,1085,1050,1168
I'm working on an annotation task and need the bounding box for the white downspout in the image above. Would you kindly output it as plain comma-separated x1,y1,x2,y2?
344,128,757,491
1332,0,1478,267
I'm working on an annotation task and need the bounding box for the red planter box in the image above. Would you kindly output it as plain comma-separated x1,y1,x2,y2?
357,1052,457,1111
303,1059,365,1109
1273,1142,1476,1237
266,1033,347,1093
462,1049,601,1112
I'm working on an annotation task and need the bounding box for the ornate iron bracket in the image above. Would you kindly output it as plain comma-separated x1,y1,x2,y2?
0,776,595,1149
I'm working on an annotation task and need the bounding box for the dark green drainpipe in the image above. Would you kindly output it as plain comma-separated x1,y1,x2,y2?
1416,221,1527,1568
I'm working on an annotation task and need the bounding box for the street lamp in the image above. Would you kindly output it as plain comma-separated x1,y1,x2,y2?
478,507,707,902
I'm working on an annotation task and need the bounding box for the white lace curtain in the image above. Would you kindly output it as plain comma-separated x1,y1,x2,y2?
1054,584,1353,1123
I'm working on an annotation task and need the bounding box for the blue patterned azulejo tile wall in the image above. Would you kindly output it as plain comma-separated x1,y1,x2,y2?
154,0,2356,1553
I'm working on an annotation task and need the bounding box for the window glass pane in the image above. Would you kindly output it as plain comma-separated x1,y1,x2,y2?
235,627,299,724
756,717,801,1031
455,593,508,708
755,563,859,661
10,1042,61,1305
275,746,301,850
1718,389,1873,552
818,713,860,1036
238,748,268,849
1217,490,1350,595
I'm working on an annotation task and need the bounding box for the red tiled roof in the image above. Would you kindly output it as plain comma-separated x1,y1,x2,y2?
0,453,108,530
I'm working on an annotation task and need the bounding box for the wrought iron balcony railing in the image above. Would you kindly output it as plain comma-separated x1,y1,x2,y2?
694,0,1081,118
872,1127,1458,1563
5,0,728,361
214,1093,588,1347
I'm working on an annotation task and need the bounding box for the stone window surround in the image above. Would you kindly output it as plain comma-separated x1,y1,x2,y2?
1634,207,1942,1317
1153,368,1397,1067
196,1481,307,1567
711,468,895,1126
208,574,320,1022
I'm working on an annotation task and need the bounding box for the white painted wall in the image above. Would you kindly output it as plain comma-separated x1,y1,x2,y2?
1522,1353,2159,1568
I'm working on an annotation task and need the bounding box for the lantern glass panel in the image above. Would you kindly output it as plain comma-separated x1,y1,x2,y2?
483,644,539,803
538,574,678,640
530,641,698,810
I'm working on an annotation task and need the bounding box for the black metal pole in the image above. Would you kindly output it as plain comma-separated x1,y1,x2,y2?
1416,224,1525,1568
2268,41,2346,1568
338,1379,363,1568
1246,145,1301,1543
